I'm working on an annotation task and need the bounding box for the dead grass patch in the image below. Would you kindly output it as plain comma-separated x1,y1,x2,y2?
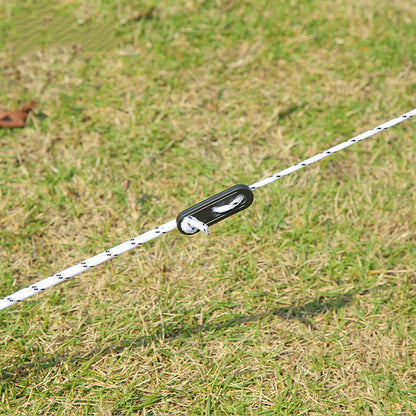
1,0,416,414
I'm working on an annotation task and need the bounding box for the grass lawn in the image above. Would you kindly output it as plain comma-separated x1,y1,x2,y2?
1,0,416,414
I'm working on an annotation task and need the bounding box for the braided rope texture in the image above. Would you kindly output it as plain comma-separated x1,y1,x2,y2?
249,108,416,190
0,220,177,311
0,108,415,311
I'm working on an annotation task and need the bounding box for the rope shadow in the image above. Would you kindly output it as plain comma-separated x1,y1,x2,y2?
0,283,391,383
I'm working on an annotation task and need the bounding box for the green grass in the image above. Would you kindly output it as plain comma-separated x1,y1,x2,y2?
1,0,416,414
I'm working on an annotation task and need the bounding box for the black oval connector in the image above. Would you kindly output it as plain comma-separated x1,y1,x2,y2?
176,184,254,235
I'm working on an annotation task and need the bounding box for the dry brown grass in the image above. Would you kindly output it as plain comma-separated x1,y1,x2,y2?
1,0,416,414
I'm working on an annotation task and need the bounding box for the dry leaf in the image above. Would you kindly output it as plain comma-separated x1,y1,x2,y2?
0,101,36,128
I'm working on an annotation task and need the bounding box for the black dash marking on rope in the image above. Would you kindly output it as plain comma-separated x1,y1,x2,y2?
56,273,63,280
301,163,306,166
7,297,14,303
81,262,88,268
326,151,331,154
377,127,382,130
131,239,136,245
32,285,38,291
403,115,407,118
351,139,356,142
106,250,112,257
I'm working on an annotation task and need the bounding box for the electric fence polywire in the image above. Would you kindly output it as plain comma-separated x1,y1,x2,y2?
1,108,415,311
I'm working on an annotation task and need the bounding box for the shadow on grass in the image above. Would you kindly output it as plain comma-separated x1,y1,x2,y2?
0,284,389,383
271,292,354,327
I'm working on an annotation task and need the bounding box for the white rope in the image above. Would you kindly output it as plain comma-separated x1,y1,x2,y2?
1,108,415,311
212,194,245,213
180,215,210,236
0,220,177,311
249,108,416,190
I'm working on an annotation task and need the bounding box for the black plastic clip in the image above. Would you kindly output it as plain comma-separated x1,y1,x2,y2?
176,184,254,235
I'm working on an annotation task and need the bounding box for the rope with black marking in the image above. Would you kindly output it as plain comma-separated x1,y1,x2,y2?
249,109,416,190
0,107,415,311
